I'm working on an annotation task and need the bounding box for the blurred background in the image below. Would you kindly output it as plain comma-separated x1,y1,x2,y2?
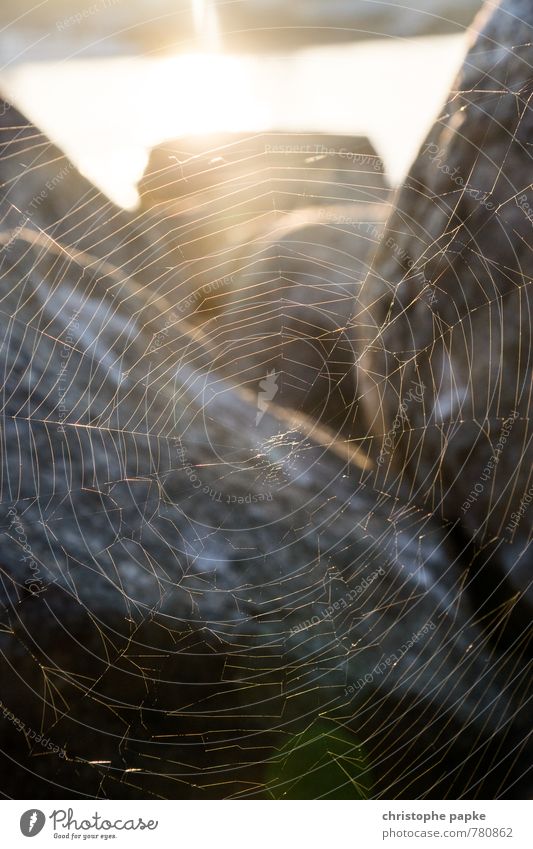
0,0,482,207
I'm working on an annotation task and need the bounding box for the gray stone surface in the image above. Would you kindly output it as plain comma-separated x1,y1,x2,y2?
358,0,533,598
0,96,173,289
138,133,388,310
215,202,390,431
0,227,527,798
138,134,390,427
0,3,530,798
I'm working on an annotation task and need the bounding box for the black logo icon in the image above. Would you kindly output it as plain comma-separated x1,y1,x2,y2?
20,810,46,837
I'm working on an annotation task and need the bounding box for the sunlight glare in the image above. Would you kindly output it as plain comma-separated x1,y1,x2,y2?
158,53,269,135
0,34,467,208
191,0,222,51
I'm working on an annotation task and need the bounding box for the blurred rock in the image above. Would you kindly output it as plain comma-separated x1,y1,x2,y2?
138,132,388,286
0,226,528,799
0,29,529,801
214,202,390,432
139,133,389,428
0,94,174,290
358,0,532,601
139,133,387,213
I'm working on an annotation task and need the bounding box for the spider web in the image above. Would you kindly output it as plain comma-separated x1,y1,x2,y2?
0,8,531,802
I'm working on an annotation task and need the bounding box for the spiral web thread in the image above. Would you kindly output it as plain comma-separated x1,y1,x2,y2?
0,12,531,801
